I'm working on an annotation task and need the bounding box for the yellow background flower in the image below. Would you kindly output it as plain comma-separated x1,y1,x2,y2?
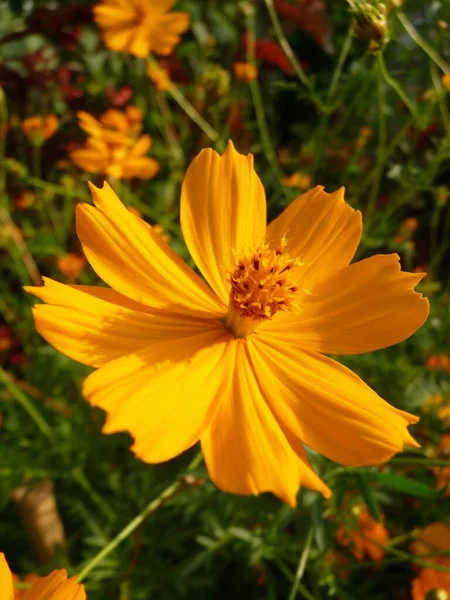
70,108,159,180
94,0,190,58
21,116,58,144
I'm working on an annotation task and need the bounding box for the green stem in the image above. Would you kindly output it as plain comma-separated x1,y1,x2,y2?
0,366,52,438
245,8,286,191
146,57,220,144
77,452,203,583
397,11,450,74
263,0,311,89
167,86,220,143
376,51,419,124
155,91,184,165
0,87,7,197
275,559,318,600
359,531,450,573
0,367,114,521
389,457,450,468
288,528,314,600
366,63,387,218
327,26,354,102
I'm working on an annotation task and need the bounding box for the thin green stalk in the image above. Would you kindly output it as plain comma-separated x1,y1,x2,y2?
359,531,450,573
0,367,52,437
430,61,450,148
263,0,311,90
389,457,450,468
327,27,354,102
377,51,419,123
167,85,220,143
353,118,411,204
32,144,42,179
275,559,318,600
397,11,450,74
0,367,114,521
366,64,387,218
155,92,184,164
245,8,286,192
147,57,220,144
0,87,7,197
288,528,314,600
77,452,203,582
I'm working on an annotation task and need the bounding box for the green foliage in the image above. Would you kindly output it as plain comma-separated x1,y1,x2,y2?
1,1,450,599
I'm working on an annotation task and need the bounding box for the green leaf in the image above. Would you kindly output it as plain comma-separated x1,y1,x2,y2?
355,471,381,521
367,471,442,498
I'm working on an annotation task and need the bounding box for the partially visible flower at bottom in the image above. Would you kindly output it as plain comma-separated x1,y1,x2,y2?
411,522,450,564
26,141,428,506
336,504,390,561
411,568,450,600
0,553,85,600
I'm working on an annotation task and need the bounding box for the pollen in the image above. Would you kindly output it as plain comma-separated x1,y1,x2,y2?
225,238,303,337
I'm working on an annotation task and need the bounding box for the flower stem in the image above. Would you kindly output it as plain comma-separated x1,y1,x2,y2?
376,51,419,124
77,452,203,583
366,63,387,218
397,11,450,74
389,457,450,468
245,8,286,192
0,367,115,521
327,26,354,102
0,366,52,438
288,528,314,600
146,58,221,144
263,0,311,90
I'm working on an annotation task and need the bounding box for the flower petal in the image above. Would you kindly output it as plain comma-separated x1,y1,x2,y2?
248,336,419,467
265,186,362,286
0,554,13,600
76,182,225,316
181,141,266,305
150,13,190,55
261,254,429,354
201,339,331,506
22,570,85,600
83,326,231,463
25,278,216,368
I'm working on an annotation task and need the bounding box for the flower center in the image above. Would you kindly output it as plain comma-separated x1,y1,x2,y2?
224,237,302,338
425,590,449,600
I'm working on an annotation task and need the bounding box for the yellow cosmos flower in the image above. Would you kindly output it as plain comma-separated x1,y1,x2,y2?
0,553,85,600
26,142,429,506
77,107,143,146
21,116,58,145
70,109,159,180
94,0,190,58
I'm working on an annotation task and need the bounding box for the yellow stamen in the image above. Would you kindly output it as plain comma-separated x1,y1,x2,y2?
224,237,303,338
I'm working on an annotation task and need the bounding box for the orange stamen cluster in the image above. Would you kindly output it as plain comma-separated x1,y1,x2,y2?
227,238,302,325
